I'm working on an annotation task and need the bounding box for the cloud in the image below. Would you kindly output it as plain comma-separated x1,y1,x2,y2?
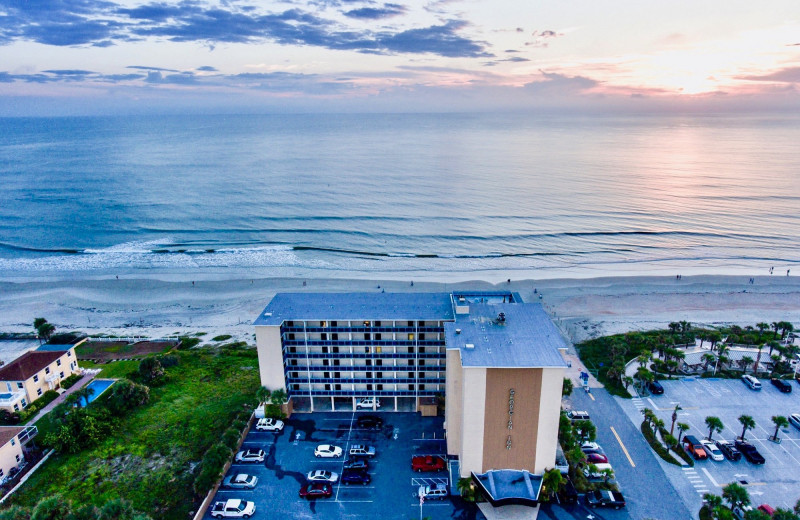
103,73,146,81
523,71,598,95
525,29,563,49
739,67,800,83
42,69,95,76
344,3,407,19
377,21,491,58
197,65,218,71
144,71,200,84
127,65,180,72
483,56,530,66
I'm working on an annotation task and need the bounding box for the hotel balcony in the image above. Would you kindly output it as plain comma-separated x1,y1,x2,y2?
0,391,25,408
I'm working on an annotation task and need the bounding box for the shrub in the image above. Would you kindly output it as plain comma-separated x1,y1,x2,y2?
641,421,681,466
0,409,21,425
43,407,115,454
105,379,150,415
212,335,232,342
137,358,165,386
60,374,82,390
177,336,201,350
221,428,241,451
157,354,179,368
193,443,233,496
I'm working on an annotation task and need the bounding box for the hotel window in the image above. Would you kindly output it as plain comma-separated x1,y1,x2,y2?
321,333,327,340
364,347,369,354
419,333,425,341
333,359,340,366
288,334,296,340
376,359,383,366
408,372,414,378
322,346,329,353
45,368,50,374
375,333,382,341
13,405,19,411
364,333,370,340
332,334,339,341
375,321,381,326
37,388,42,396
10,439,15,446
292,384,300,390
68,351,72,357
418,371,425,378
323,359,329,366
324,372,330,378
408,384,415,391
57,359,62,366
15,454,21,462
419,384,425,391
0,469,3,477
331,321,338,327
334,372,340,378
325,384,331,390
363,321,370,327
60,371,64,378
16,382,23,389
292,372,299,378
321,321,327,327
21,399,27,408
407,321,414,327
376,384,383,391
290,359,298,366
375,372,381,379
367,384,373,391
335,384,341,391
408,333,414,341
366,372,373,378
332,346,339,353
419,359,425,366
289,346,297,353
408,359,415,366
287,321,294,327
33,375,39,383
418,321,425,326
366,359,372,366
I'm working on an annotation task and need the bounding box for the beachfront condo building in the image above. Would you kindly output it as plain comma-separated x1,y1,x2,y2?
0,345,80,413
254,291,568,504
0,425,38,484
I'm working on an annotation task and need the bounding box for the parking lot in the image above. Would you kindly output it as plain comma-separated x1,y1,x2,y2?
644,377,800,512
204,412,479,520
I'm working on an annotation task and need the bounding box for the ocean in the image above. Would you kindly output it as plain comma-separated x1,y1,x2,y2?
1,113,799,281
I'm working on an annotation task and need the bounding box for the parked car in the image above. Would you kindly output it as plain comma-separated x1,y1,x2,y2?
683,435,707,460
648,380,664,395
757,504,776,516
771,378,792,393
210,499,256,518
234,449,265,463
586,453,609,464
582,463,614,480
221,473,258,489
580,442,602,453
732,504,753,520
789,413,800,431
306,470,339,483
348,444,376,458
567,410,591,421
701,440,724,461
343,459,369,471
716,440,742,461
299,482,333,499
341,468,371,485
255,417,284,431
742,374,762,390
412,455,446,472
585,490,626,509
418,483,448,500
356,397,381,409
557,477,578,505
314,444,343,458
735,440,765,464
356,415,384,430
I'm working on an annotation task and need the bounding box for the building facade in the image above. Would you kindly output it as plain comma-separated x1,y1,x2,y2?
0,346,79,413
254,291,567,483
0,425,37,484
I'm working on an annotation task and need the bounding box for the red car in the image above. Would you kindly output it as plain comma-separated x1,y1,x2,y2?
586,453,608,464
299,482,333,499
412,455,446,472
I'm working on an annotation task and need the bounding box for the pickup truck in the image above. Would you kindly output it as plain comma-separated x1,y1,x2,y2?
210,499,256,518
585,490,626,509
411,455,446,472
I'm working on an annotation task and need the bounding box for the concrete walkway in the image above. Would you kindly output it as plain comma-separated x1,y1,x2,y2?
26,372,96,425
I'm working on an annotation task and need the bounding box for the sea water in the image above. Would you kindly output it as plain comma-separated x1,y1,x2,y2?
1,113,798,281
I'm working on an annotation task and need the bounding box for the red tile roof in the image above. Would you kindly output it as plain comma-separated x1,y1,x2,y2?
0,351,64,382
0,427,24,446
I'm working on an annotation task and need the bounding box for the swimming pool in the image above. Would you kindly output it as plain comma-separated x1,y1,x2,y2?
80,379,115,406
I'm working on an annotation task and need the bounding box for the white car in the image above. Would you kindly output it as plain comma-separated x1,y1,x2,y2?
256,418,284,432
701,440,724,461
314,444,343,458
356,397,381,409
307,470,339,483
234,449,265,463
581,442,602,452
789,413,800,431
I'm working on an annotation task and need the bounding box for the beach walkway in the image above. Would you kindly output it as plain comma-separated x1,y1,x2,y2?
26,372,97,425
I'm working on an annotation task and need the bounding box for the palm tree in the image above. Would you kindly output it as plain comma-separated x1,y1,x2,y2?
771,415,789,442
701,353,716,373
270,388,288,404
72,386,95,408
739,356,753,374
668,322,680,333
457,477,476,502
756,322,769,338
540,468,564,501
738,415,756,441
256,386,271,403
705,416,724,442
622,376,633,391
778,321,794,340
722,482,750,511
670,404,682,436
677,423,690,444
772,321,781,339
768,340,781,357
754,344,764,375
704,493,723,516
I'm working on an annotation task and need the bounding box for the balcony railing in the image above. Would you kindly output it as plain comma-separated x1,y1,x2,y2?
18,425,37,445
0,391,25,407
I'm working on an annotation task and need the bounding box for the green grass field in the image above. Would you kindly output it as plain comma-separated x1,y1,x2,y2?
8,347,260,519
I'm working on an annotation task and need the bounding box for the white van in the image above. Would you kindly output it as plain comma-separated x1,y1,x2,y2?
741,374,762,390
582,463,613,480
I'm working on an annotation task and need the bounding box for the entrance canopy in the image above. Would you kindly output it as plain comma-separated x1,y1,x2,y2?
471,469,542,507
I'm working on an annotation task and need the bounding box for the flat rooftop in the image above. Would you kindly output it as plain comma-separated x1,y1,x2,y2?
254,292,454,326
444,301,568,368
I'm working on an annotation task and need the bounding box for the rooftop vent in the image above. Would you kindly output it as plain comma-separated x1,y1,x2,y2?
465,343,475,350
455,329,461,334
497,312,506,323
264,312,272,317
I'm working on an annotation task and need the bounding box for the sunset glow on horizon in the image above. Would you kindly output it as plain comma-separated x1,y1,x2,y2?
0,0,798,114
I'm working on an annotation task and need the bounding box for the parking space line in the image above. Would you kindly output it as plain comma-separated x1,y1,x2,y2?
610,426,635,467
701,468,720,487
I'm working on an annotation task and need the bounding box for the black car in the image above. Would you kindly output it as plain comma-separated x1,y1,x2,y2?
735,440,765,464
341,468,371,485
356,415,384,430
716,440,742,461
648,380,664,395
771,378,792,393
343,459,369,471
557,477,578,505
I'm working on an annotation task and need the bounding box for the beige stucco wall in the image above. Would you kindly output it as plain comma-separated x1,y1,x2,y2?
445,349,463,457
255,326,287,391
0,435,23,478
22,348,79,404
0,393,26,414
458,366,487,477
533,366,565,473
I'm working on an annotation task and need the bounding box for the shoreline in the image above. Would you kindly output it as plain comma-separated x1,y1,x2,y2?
1,274,799,348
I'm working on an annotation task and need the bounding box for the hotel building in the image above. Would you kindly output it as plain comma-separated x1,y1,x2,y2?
254,291,568,503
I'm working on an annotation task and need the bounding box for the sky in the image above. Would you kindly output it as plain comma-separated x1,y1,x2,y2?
0,0,799,115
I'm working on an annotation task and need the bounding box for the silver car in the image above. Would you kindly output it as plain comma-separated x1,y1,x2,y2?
789,413,800,431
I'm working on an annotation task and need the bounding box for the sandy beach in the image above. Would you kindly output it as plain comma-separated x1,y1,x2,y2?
1,274,799,352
